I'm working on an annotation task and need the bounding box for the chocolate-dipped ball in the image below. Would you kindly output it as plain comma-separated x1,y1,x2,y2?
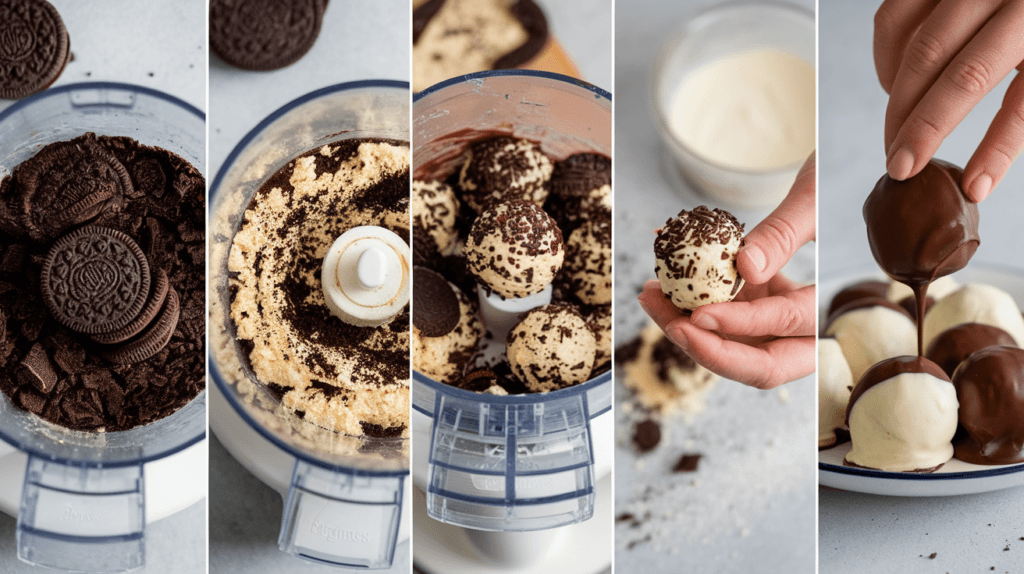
952,346,1024,465
925,322,1017,378
546,152,611,226
824,297,916,383
458,136,553,213
506,303,596,392
863,159,979,286
465,201,564,298
845,356,958,472
654,206,745,311
826,279,889,318
819,338,853,449
923,284,1024,350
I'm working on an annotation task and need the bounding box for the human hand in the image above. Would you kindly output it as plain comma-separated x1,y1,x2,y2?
637,154,816,389
874,0,1024,201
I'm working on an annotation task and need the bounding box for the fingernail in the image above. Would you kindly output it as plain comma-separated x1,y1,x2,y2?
638,296,652,316
691,313,718,331
967,173,992,202
887,147,914,180
742,245,767,273
667,326,690,351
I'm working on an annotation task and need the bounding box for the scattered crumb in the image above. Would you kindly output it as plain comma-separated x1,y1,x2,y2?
673,453,701,473
740,528,751,538
929,553,937,559
777,387,790,404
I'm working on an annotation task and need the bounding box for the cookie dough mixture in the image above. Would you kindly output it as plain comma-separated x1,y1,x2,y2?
412,135,611,393
0,133,206,432
229,139,410,438
412,0,547,92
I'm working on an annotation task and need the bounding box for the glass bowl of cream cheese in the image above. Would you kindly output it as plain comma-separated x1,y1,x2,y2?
652,0,815,210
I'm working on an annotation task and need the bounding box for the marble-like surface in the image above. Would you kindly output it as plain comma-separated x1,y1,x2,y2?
819,2,1024,573
0,2,207,572
614,0,816,572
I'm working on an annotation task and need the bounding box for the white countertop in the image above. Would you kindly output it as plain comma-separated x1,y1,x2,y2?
614,0,816,572
820,2,1024,573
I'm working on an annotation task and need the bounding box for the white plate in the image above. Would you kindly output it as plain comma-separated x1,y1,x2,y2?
819,263,1024,496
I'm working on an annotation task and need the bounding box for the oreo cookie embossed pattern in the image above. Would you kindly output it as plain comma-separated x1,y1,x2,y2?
0,133,205,432
209,0,325,71
0,0,70,99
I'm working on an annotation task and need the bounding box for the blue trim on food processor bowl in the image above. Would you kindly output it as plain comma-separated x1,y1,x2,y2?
413,69,611,103
413,369,613,409
208,80,410,478
0,82,206,468
0,81,206,124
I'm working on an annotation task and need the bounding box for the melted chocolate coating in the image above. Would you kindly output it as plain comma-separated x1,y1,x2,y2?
925,323,1017,378
863,159,980,354
824,296,911,333
826,280,889,318
845,356,949,427
952,346,1024,465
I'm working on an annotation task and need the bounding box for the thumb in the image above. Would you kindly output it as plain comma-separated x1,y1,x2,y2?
737,152,816,285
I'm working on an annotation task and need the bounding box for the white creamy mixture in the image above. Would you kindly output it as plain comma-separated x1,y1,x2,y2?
669,49,814,171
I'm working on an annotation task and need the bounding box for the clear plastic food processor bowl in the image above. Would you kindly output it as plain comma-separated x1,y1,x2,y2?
412,71,614,533
0,83,206,573
208,80,411,569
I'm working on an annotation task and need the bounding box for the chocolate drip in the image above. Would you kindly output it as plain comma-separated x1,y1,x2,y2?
863,159,980,355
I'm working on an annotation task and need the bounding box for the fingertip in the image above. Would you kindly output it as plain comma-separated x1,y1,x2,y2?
666,324,690,352
642,279,662,292
737,245,767,284
965,173,992,203
689,310,719,331
886,146,915,181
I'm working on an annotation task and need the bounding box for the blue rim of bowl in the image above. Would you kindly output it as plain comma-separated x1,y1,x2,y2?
0,81,205,124
0,82,206,468
818,261,1024,482
413,370,613,417
208,80,410,477
413,69,611,103
651,0,814,177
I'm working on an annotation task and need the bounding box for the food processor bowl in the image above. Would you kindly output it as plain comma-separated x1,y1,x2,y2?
0,83,207,573
208,80,411,570
411,71,613,538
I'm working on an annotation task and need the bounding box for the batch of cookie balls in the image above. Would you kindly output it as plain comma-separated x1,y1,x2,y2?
412,136,611,395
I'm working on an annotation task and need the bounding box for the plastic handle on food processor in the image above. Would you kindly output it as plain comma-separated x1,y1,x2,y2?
278,460,404,569
414,375,613,532
17,455,145,572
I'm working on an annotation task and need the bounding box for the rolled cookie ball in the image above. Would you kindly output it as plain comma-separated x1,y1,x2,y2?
818,337,853,449
654,205,745,311
458,136,553,213
952,345,1024,465
925,322,1017,378
465,201,564,298
824,297,916,384
413,179,460,257
507,303,596,392
845,356,958,473
923,284,1024,350
412,267,483,384
564,208,611,305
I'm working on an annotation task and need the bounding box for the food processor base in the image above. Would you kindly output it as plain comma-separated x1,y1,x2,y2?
412,474,612,574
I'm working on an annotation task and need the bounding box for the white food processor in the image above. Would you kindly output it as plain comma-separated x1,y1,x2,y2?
0,83,208,573
207,80,412,570
411,71,613,574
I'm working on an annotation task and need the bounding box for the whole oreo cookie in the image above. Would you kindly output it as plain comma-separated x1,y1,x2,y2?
92,268,169,345
102,286,179,365
18,138,132,241
0,0,70,100
547,153,611,225
41,226,151,335
413,266,460,337
210,0,325,71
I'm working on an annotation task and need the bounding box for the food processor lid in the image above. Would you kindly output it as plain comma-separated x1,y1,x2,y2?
413,68,612,102
413,370,613,532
